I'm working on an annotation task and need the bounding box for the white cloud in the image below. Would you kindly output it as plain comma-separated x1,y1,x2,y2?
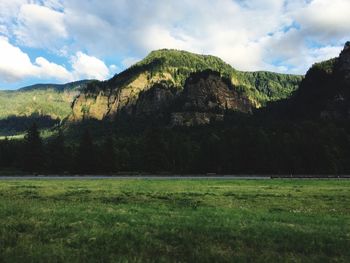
70,52,110,80
311,46,343,63
63,0,350,74
141,25,194,52
35,57,72,81
0,36,73,82
0,37,111,83
61,0,289,71
1,0,350,82
0,0,27,23
14,3,67,48
296,0,350,41
272,0,350,73
0,36,37,82
109,64,119,74
263,31,343,74
0,25,8,36
41,0,64,11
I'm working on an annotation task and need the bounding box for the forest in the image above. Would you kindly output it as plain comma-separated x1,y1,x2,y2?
1,115,350,175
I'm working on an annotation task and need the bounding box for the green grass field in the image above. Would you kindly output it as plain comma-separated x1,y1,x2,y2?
0,179,349,262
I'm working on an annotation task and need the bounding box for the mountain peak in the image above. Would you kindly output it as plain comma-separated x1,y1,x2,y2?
340,41,350,56
138,49,234,72
345,41,350,49
338,41,350,84
146,49,206,57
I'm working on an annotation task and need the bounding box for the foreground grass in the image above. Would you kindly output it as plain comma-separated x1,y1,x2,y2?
0,179,349,262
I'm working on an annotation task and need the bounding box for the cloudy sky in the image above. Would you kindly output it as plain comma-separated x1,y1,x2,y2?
0,0,349,89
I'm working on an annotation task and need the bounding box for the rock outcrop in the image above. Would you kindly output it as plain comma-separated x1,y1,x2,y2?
134,82,177,116
70,70,253,126
179,70,252,113
70,72,176,120
170,70,252,126
69,49,301,126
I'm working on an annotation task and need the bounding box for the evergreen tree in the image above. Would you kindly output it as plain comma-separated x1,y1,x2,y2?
199,132,221,173
47,129,69,174
143,128,169,172
22,123,45,173
0,138,4,168
0,138,7,168
100,136,116,173
75,129,97,174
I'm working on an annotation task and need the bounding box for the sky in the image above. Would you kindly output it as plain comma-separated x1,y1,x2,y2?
0,0,349,89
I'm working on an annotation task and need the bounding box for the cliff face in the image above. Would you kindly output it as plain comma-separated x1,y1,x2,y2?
170,70,252,126
179,71,252,113
69,49,301,125
69,68,250,124
70,72,175,120
70,69,253,126
71,90,110,120
134,82,177,116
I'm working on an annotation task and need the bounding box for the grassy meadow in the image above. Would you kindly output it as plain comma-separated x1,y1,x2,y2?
0,179,349,262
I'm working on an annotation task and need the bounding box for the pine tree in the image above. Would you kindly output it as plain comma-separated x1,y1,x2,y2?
0,138,5,168
22,123,45,173
75,129,97,174
100,136,116,173
143,128,169,172
47,129,69,174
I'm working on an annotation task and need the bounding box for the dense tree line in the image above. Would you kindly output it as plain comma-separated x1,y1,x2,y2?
1,118,350,175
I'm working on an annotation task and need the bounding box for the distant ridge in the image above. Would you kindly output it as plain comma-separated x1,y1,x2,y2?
18,80,92,92
0,80,92,135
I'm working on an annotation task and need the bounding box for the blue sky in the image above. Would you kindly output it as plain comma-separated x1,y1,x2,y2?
0,0,349,90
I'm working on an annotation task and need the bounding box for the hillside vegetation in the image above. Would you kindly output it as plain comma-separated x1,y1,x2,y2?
237,71,302,104
71,49,302,121
0,50,302,130
0,80,89,120
0,89,73,120
111,49,303,105
0,81,90,135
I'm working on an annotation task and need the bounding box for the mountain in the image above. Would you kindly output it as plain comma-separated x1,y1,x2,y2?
2,44,350,175
269,41,350,120
18,80,90,92
0,50,302,134
70,49,302,123
0,80,90,120
0,80,91,135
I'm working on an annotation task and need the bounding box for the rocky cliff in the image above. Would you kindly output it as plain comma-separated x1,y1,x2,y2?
170,70,252,126
70,49,301,125
70,70,176,120
178,70,251,113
